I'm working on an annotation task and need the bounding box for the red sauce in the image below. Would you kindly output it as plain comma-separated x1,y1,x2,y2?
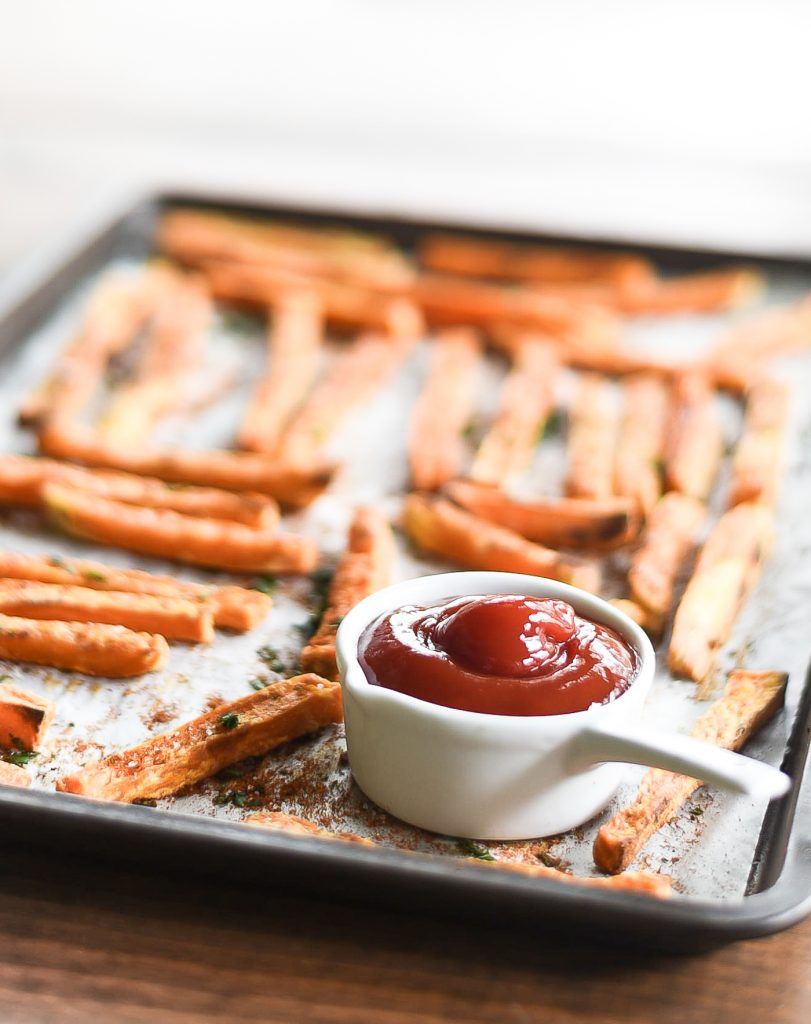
358,594,638,716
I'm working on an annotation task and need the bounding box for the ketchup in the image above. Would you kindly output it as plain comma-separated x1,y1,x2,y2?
357,594,638,716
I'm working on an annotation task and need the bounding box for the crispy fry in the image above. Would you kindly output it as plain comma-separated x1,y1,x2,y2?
729,378,790,506
614,374,670,515
0,454,279,528
665,373,724,500
706,294,811,370
619,268,762,315
0,682,55,749
38,418,333,509
470,857,671,898
0,580,214,644
404,493,601,592
245,810,376,847
470,338,559,485
301,506,396,680
0,761,31,788
237,290,323,453
608,599,659,632
0,615,168,677
628,492,705,625
445,481,639,552
564,374,619,500
668,503,773,682
42,483,318,574
279,333,412,463
594,670,787,874
0,551,270,633
409,328,482,490
56,674,342,802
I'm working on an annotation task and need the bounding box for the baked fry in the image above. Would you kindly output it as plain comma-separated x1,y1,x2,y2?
628,492,705,626
0,551,270,633
409,328,482,490
470,338,559,486
0,580,214,644
0,615,168,677
56,674,342,802
619,267,762,315
301,506,396,679
668,503,773,682
594,670,787,874
0,761,31,788
470,857,671,898
706,294,811,370
0,682,55,749
404,493,601,592
608,599,658,632
237,290,323,453
42,483,318,574
245,810,376,847
564,374,619,500
614,374,670,515
665,373,724,500
729,379,790,506
445,481,639,552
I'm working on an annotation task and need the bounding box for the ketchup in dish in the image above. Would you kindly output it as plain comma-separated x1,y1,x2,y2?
357,594,638,716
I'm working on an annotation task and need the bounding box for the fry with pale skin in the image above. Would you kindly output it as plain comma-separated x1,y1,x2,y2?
409,328,483,491
470,338,559,486
301,506,396,680
445,481,640,552
42,483,319,574
0,552,270,633
0,580,214,644
614,374,670,516
664,373,724,500
0,615,168,677
594,670,787,874
56,674,342,802
668,503,773,682
564,374,619,500
237,290,323,453
729,378,790,507
245,810,377,847
0,761,31,788
0,682,55,749
0,454,279,528
38,418,334,509
608,599,659,633
404,493,601,592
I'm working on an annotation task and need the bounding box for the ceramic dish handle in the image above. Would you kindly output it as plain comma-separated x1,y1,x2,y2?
567,720,790,801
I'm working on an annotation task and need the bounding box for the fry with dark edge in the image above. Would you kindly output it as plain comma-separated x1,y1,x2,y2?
409,328,482,490
301,506,396,680
0,761,31,788
470,337,559,486
0,615,168,677
668,503,773,682
245,810,377,846
665,372,724,500
729,378,790,507
564,374,619,500
594,669,787,874
404,493,601,592
42,482,318,574
56,674,342,802
614,374,670,516
0,682,55,749
237,290,323,453
445,481,639,552
0,580,214,644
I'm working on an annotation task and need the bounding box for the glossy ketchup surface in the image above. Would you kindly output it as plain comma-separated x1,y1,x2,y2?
358,594,638,716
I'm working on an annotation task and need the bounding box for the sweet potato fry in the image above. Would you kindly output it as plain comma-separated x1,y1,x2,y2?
237,290,323,453
668,503,773,682
729,378,790,507
0,580,214,644
0,551,270,633
445,481,639,552
564,374,619,500
0,615,168,677
471,857,671,898
594,669,787,874
301,506,396,679
409,328,482,490
614,374,670,515
42,483,318,574
37,418,333,509
706,294,811,371
0,761,31,788
0,454,279,528
245,810,376,847
470,338,559,486
404,493,601,592
627,492,705,625
619,267,762,315
665,373,724,500
0,682,55,750
56,674,342,802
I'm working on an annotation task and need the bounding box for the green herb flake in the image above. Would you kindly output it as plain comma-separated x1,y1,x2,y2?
256,645,285,672
456,839,496,862
689,806,704,818
536,851,562,869
214,789,248,808
3,748,39,768
539,407,564,442
253,574,278,596
82,570,106,583
218,712,239,731
249,677,270,691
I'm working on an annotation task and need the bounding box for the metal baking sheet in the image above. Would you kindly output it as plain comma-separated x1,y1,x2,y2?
0,191,810,946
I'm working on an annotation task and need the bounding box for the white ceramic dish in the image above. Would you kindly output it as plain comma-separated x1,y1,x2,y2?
336,572,790,840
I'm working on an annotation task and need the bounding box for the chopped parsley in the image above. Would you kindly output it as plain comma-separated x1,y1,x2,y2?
457,839,496,862
536,851,562,869
213,789,263,809
689,806,704,818
253,574,278,596
539,407,564,442
256,645,285,672
249,677,271,691
218,712,239,731
48,555,72,571
82,570,106,583
4,749,38,767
